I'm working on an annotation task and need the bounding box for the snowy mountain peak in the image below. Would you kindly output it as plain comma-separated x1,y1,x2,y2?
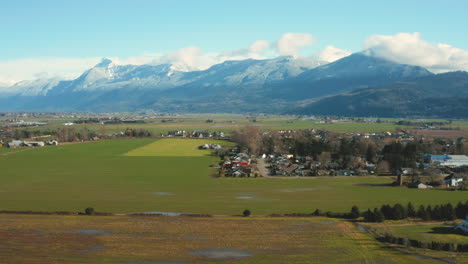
95,58,114,68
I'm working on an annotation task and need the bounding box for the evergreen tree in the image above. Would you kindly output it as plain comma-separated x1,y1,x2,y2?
432,205,442,220
380,204,393,220
350,205,360,219
455,202,465,219
444,203,456,221
425,205,433,221
407,202,416,218
392,203,406,220
373,208,385,222
417,205,426,219
364,209,374,222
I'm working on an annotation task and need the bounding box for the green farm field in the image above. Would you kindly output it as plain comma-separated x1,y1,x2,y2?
0,214,448,264
18,114,424,136
0,148,19,154
0,138,467,215
373,222,468,245
366,222,468,263
124,138,234,157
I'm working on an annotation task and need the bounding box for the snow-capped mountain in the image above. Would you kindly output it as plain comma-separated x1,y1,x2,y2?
64,58,186,92
0,53,440,113
1,78,61,96
2,56,322,97
266,53,433,100
296,52,431,82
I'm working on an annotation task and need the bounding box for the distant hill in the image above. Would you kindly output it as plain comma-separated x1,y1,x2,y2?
295,71,468,118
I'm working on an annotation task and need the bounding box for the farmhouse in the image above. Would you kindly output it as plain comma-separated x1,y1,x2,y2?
5,140,24,148
23,141,45,147
444,175,464,187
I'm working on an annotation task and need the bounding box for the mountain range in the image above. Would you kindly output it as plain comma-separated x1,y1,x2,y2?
0,52,467,117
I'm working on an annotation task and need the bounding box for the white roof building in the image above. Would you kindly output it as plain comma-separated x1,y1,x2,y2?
439,155,468,167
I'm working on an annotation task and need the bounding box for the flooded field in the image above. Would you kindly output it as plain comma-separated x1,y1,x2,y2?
0,214,452,264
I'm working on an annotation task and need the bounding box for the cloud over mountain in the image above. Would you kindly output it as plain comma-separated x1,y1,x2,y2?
276,33,315,57
2,32,468,86
364,32,468,73
316,46,352,62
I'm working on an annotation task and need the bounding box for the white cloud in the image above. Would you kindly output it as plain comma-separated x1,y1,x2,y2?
316,45,352,62
111,55,160,66
248,40,271,57
364,32,468,73
276,33,315,57
157,47,219,72
0,32,333,84
0,57,102,86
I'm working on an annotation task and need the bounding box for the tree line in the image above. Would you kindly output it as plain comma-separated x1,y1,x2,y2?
357,201,468,223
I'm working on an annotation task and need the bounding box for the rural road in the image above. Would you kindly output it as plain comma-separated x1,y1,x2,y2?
256,158,271,177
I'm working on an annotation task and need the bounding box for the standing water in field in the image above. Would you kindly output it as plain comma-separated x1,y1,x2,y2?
151,192,175,196
190,248,252,260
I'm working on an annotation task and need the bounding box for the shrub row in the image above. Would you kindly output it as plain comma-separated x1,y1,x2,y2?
377,234,468,252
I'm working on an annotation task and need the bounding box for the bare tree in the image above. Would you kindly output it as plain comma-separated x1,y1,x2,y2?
231,126,263,155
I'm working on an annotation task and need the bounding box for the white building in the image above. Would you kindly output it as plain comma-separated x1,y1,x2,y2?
444,175,464,187
435,155,468,168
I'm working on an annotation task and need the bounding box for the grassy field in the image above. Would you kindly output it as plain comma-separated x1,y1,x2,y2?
0,214,448,264
373,222,468,244
364,222,468,263
14,114,425,136
8,114,468,137
0,148,19,154
124,138,233,157
0,138,467,215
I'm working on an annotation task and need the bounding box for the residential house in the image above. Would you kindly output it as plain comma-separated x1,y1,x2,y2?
444,175,464,187
6,140,24,148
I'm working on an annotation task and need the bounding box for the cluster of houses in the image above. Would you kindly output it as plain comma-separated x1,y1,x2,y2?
263,152,377,177
221,153,256,177
266,154,311,176
350,130,416,142
2,139,58,148
164,130,225,139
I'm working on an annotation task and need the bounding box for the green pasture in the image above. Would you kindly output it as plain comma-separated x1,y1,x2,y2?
20,115,424,136
376,223,468,244
124,138,233,157
0,148,18,154
0,139,467,214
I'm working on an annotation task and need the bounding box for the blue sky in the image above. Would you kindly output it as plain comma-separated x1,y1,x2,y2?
1,0,467,83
